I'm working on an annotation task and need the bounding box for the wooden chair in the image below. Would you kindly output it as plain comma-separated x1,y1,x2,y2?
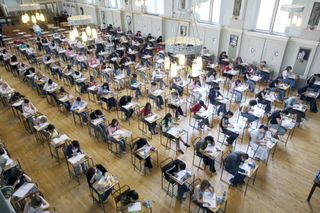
191,137,204,170
160,158,177,197
111,185,131,213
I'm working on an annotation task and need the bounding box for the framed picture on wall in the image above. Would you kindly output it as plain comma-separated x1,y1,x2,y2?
308,2,320,30
229,34,238,47
179,25,188,36
297,48,311,63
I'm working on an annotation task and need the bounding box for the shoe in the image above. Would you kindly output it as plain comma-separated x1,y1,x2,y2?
178,149,184,154
184,143,190,148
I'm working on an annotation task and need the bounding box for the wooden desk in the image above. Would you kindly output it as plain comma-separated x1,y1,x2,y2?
239,161,259,196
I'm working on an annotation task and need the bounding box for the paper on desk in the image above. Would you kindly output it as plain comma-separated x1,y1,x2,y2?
13,183,36,198
202,192,216,208
128,202,142,212
68,153,86,165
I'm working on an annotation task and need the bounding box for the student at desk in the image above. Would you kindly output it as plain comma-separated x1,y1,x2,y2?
5,167,32,190
139,103,158,135
208,86,227,116
281,66,295,89
255,88,272,113
148,82,164,110
195,136,216,173
191,100,211,129
152,69,167,89
97,83,117,110
43,79,57,94
22,99,37,127
119,190,139,207
9,92,25,111
249,125,270,162
86,165,112,201
224,152,249,187
166,160,190,200
220,111,239,145
168,91,184,119
240,100,259,125
132,138,153,173
269,78,285,101
118,95,134,120
66,140,87,177
107,119,126,153
171,74,184,96
244,65,256,93
23,194,49,213
90,109,108,142
206,69,218,88
130,73,142,98
230,80,243,103
32,115,47,129
54,87,71,111
284,95,305,123
269,109,289,139
298,86,318,113
45,124,59,139
188,79,202,103
193,180,215,213
161,113,189,154
71,97,88,125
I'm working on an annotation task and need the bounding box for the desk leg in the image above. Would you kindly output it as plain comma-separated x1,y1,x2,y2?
307,183,317,202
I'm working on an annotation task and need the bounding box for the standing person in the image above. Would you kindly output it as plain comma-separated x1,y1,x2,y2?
224,151,249,186
65,140,87,177
195,136,216,173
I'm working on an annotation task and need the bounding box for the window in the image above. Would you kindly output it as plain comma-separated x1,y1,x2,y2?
108,0,121,8
145,0,164,15
256,0,293,34
195,0,221,24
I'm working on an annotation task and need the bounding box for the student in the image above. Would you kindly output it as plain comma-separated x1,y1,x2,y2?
71,97,88,125
90,109,108,142
107,119,126,153
249,125,270,162
224,151,249,187
97,83,117,110
118,95,134,120
171,74,184,96
139,103,158,135
152,69,166,89
284,95,305,123
43,78,58,94
148,82,164,109
132,138,153,173
46,124,59,139
119,190,139,207
193,180,215,213
282,66,295,88
5,167,32,190
298,85,318,113
188,79,202,103
113,64,125,90
165,160,190,200
220,111,239,145
244,65,256,93
191,100,211,129
269,78,285,101
240,100,259,124
168,91,184,119
161,113,189,154
22,99,37,128
230,79,243,103
255,88,272,113
54,87,71,111
208,86,227,115
269,109,289,139
86,165,112,201
23,194,49,213
195,136,216,173
65,140,87,176
130,73,142,98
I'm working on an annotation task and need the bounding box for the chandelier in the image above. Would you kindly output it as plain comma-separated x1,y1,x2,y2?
165,0,203,77
20,3,45,24
67,15,98,42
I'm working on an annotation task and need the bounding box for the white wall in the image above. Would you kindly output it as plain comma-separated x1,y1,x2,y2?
58,0,320,79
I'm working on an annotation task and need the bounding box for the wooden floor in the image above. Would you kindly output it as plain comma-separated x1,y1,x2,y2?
1,66,320,213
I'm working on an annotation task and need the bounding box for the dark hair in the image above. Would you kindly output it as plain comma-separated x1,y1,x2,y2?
102,83,110,90
128,190,139,200
204,136,214,144
286,66,292,71
163,113,172,127
24,99,30,104
144,103,152,110
30,195,42,208
46,124,55,131
199,100,205,106
48,79,53,84
110,118,118,127
151,81,157,86
259,125,268,131
226,111,234,117
241,153,249,160
0,148,5,155
132,73,137,78
76,97,81,102
282,109,289,115
249,100,257,106
71,140,80,148
95,109,103,116
178,161,186,170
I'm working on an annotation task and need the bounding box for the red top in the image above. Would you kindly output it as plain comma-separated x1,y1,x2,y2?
140,107,151,116
191,103,207,113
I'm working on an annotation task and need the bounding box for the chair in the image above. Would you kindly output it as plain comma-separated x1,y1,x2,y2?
191,137,204,170
129,137,148,173
160,158,176,197
219,150,233,185
111,185,131,213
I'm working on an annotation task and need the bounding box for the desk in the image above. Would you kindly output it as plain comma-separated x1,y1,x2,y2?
92,173,119,195
134,144,159,171
72,104,88,126
67,153,93,183
239,161,259,196
307,178,320,202
33,122,49,143
140,113,161,138
170,170,192,185
49,134,69,161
